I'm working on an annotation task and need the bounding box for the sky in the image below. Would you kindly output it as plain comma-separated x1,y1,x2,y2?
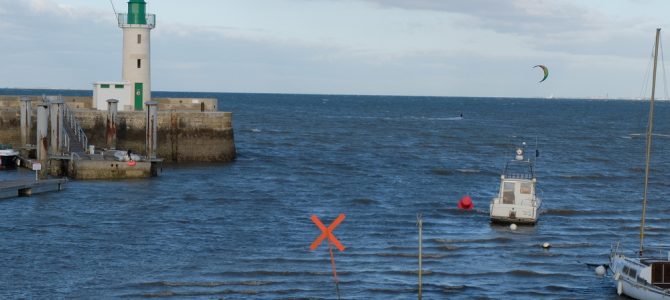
1,0,670,98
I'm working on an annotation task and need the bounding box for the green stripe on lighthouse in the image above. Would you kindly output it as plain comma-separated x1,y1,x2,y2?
127,0,147,25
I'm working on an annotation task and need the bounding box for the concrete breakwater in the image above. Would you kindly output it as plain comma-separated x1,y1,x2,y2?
0,95,235,163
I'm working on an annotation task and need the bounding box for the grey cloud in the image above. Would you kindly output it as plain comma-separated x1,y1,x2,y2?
357,0,600,35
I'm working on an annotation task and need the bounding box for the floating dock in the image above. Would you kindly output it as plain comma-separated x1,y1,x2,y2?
0,178,67,200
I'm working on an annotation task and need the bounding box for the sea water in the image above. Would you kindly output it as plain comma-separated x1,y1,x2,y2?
1,90,669,299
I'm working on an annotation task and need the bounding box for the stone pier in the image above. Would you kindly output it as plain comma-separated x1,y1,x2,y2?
0,96,235,163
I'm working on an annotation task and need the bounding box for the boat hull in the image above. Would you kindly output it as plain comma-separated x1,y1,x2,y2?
489,201,539,225
490,215,537,225
610,253,670,300
616,277,670,300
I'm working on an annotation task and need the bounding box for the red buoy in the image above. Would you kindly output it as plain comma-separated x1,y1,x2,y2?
458,195,474,210
127,160,137,167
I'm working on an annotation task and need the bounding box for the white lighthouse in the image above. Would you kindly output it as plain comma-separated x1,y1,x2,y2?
93,0,155,111
119,0,155,111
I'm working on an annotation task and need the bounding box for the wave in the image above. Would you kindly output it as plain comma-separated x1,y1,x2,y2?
456,168,480,173
351,198,379,205
403,115,464,121
129,289,259,298
141,280,273,287
431,236,514,244
543,209,617,216
369,284,469,295
430,168,497,176
375,252,446,259
557,174,607,180
430,168,453,176
539,242,594,249
211,270,354,277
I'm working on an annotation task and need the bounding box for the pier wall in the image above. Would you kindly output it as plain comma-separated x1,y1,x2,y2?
75,110,235,162
0,95,217,111
0,96,235,163
0,110,20,144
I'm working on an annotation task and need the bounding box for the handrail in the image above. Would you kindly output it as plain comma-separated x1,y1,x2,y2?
62,103,88,151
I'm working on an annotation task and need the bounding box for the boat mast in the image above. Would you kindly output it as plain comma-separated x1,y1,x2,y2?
640,27,661,256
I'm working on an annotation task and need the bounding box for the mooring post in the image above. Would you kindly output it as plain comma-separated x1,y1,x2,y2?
36,101,49,178
47,96,64,155
106,99,119,149
418,213,423,300
20,96,32,147
145,101,158,159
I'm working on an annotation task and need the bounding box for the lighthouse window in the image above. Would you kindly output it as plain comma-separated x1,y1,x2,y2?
137,34,141,44
114,84,124,89
101,84,110,88
137,59,141,69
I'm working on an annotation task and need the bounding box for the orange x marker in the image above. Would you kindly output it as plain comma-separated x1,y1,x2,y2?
310,214,346,252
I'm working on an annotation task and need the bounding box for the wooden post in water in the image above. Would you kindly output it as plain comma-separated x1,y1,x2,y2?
106,99,119,149
36,101,49,179
47,96,64,155
328,240,341,300
145,101,158,159
418,213,423,300
19,96,32,147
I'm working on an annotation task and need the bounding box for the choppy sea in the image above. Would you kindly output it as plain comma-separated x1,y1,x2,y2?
1,89,670,299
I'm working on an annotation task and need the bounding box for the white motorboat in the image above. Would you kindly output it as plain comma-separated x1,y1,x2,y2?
609,28,670,299
489,145,541,224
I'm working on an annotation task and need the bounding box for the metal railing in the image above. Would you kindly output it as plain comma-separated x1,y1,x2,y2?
117,13,156,28
62,103,88,152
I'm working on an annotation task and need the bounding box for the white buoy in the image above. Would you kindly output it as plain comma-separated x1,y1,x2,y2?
510,223,517,231
542,242,551,249
595,265,606,276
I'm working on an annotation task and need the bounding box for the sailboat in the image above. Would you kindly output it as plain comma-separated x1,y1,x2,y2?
609,28,670,299
489,143,541,224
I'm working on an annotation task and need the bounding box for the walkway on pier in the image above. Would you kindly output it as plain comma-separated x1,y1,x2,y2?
0,178,67,200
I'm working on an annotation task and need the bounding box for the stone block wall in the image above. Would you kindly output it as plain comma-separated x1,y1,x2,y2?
0,102,235,163
0,95,92,109
0,110,21,147
74,110,236,162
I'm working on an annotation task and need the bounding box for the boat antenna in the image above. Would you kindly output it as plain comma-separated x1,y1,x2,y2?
640,27,661,256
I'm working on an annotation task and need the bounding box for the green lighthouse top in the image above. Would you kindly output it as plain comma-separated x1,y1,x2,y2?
127,0,147,25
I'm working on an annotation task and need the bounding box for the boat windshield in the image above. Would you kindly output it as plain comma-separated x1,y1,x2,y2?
503,160,534,179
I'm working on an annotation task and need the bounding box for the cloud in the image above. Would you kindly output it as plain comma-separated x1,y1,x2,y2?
0,0,121,89
356,0,601,35
0,0,660,97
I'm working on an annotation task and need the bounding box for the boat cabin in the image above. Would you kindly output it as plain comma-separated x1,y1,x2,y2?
490,147,541,224
615,255,670,290
644,259,670,289
499,160,536,205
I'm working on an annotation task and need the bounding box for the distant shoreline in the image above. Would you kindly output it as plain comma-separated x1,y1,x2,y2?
0,87,655,101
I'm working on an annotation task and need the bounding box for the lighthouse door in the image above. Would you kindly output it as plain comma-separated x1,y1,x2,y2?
134,83,143,111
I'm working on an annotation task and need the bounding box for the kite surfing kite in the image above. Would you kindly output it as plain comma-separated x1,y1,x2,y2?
533,65,549,83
